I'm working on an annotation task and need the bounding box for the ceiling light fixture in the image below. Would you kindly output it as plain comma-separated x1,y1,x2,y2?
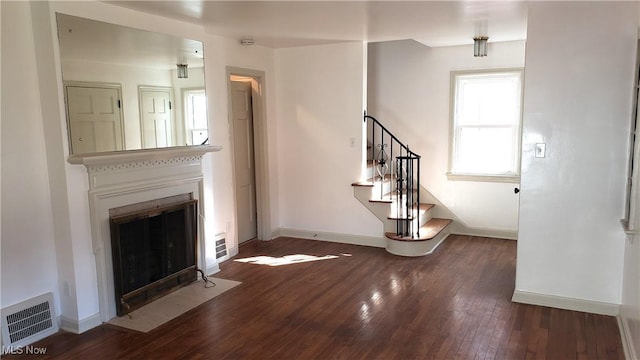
473,36,489,57
177,63,188,79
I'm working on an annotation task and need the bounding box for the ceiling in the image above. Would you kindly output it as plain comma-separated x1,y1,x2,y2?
107,1,529,48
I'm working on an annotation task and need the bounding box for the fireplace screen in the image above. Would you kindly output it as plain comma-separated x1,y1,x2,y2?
110,199,197,316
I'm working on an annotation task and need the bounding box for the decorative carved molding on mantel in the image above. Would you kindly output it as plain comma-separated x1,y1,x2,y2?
67,145,222,167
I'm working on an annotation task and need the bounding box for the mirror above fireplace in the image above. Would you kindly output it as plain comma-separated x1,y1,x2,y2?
55,13,208,155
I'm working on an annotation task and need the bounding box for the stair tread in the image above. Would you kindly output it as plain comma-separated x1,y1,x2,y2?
369,174,396,181
369,197,393,203
351,181,374,187
385,218,452,242
387,203,434,220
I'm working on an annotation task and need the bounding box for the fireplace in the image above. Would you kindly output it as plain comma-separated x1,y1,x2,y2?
109,198,198,316
70,147,221,321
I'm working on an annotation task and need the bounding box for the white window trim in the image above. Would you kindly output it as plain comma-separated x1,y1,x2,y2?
182,87,207,146
447,68,524,182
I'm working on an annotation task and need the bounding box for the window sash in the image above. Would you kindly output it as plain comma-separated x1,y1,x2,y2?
449,69,523,178
452,125,519,175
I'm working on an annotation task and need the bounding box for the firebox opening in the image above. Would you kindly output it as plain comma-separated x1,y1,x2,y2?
109,198,198,316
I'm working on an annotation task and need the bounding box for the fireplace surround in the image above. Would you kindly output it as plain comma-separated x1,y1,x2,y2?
69,146,221,321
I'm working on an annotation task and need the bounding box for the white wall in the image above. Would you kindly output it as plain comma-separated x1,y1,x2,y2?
516,1,637,307
203,35,279,257
274,42,381,237
367,39,525,236
1,1,60,313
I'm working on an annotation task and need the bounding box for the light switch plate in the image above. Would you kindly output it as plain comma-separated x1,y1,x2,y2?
535,143,546,158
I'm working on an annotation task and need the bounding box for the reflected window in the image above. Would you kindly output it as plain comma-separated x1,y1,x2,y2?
184,89,208,145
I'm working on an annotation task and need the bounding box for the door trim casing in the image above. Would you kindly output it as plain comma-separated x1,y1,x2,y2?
226,67,272,245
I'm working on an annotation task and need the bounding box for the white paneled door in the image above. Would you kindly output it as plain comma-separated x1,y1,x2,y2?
231,80,257,243
65,84,124,153
139,87,173,148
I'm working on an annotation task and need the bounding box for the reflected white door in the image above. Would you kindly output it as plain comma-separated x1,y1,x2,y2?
139,87,173,148
231,80,257,242
65,85,123,153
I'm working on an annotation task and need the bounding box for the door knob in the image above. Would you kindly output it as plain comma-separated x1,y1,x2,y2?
514,187,520,194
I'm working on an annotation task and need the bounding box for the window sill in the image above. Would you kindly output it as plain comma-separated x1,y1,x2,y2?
446,173,520,183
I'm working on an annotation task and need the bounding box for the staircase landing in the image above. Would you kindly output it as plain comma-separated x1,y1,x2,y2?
352,178,452,257
385,218,451,241
384,218,452,257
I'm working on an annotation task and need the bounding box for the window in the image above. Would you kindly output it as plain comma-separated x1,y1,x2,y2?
448,69,523,181
184,89,208,145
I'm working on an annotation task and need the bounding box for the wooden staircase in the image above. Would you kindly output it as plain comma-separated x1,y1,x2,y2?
352,115,452,257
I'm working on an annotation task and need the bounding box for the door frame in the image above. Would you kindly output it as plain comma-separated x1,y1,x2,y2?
226,66,272,243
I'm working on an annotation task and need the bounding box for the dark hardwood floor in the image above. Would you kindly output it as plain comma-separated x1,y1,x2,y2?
7,235,624,359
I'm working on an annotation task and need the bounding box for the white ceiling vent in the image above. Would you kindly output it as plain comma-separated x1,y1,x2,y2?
1,293,58,347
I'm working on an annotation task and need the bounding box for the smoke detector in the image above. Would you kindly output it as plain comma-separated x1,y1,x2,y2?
240,38,255,46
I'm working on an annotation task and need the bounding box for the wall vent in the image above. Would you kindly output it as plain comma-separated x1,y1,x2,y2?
215,234,227,259
1,293,58,347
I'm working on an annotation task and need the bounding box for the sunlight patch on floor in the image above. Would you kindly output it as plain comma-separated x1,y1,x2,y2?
234,254,340,266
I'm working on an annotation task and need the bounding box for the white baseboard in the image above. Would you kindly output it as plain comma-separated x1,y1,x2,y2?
512,290,619,316
59,313,102,334
617,314,636,360
275,228,386,248
452,223,518,240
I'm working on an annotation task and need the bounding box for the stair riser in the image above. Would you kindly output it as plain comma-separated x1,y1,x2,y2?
384,207,432,232
370,179,394,200
357,188,432,233
388,208,430,223
384,218,419,234
354,187,395,221
366,165,374,180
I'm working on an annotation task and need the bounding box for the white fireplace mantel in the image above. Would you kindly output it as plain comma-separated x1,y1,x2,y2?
67,145,222,166
70,145,222,321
